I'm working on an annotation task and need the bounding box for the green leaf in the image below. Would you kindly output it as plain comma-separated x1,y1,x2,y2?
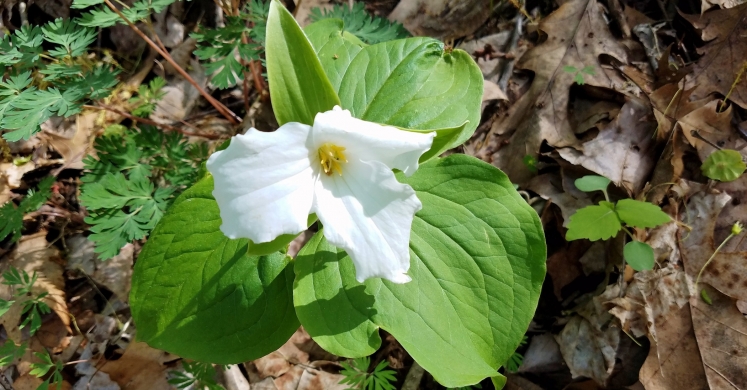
615,199,670,229
305,20,483,148
266,0,340,126
130,176,299,363
623,241,655,271
701,149,746,182
574,175,611,193
0,299,13,317
405,121,466,163
565,201,621,241
294,154,546,387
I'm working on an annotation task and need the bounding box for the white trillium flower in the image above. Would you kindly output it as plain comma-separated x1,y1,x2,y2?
207,106,435,284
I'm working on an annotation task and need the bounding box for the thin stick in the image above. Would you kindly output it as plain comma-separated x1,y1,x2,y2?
84,104,223,139
103,0,241,125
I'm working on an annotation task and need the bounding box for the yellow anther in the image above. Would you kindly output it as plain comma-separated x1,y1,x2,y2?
318,143,347,176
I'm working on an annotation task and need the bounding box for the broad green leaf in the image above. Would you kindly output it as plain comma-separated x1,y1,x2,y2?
623,241,655,271
130,176,299,364
565,201,621,241
266,0,340,126
305,19,482,148
294,154,546,387
701,149,746,182
574,175,611,192
615,199,670,229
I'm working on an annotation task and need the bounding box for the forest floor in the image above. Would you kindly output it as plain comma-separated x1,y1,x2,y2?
1,0,747,389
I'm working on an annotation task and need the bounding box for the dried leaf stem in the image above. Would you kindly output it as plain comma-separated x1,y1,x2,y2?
103,0,241,125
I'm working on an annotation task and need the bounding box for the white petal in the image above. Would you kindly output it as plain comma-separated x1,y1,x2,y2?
207,123,316,243
312,106,434,176
313,159,421,283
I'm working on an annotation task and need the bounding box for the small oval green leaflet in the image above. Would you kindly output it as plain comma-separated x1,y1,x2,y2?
623,240,655,271
574,175,611,192
701,149,746,182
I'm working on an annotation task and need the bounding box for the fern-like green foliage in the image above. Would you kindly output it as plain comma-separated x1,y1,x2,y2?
0,19,119,141
0,176,55,243
310,2,409,44
192,0,269,89
80,126,208,259
129,77,167,117
339,357,397,390
73,0,176,27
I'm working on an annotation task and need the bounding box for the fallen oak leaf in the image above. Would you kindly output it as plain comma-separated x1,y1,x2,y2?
485,0,628,184
690,285,747,389
682,3,747,108
679,190,747,300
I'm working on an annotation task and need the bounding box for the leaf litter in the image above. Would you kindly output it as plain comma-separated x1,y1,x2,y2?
3,0,747,389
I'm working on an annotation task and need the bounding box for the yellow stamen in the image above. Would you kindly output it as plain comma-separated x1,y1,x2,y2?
318,143,347,176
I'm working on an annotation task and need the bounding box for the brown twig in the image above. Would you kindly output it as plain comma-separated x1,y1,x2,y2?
103,0,241,125
84,104,223,140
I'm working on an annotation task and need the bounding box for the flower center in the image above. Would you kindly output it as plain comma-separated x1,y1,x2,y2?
318,143,347,176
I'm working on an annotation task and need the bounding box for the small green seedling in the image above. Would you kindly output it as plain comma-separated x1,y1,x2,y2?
339,356,397,390
701,149,746,182
566,175,670,271
29,351,64,390
563,65,595,85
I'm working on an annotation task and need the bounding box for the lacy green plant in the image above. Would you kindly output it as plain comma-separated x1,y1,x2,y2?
309,2,409,44
0,19,119,141
129,1,546,388
339,357,397,390
1,267,52,336
0,176,55,243
29,351,65,390
192,0,269,89
701,149,746,182
567,175,670,271
80,125,208,259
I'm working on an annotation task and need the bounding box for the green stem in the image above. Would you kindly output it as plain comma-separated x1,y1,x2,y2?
695,232,736,288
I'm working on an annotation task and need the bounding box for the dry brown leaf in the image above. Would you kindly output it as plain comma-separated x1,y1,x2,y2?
388,0,489,40
637,268,709,390
680,191,747,300
679,100,737,161
702,0,747,10
526,173,593,227
682,3,747,108
558,98,657,195
486,0,628,183
691,285,747,389
97,341,175,390
650,85,711,142
555,285,621,385
0,233,70,342
40,112,96,170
